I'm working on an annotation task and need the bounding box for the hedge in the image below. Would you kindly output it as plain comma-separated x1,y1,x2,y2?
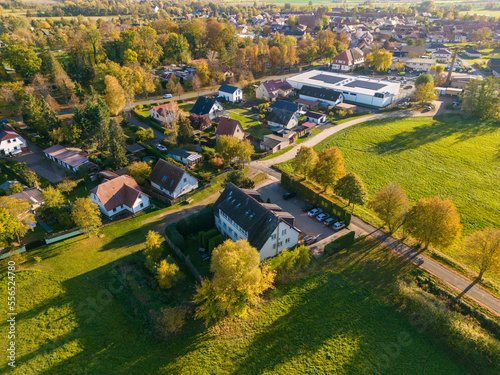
165,223,185,249
175,206,215,236
281,172,350,225
202,229,219,249
324,231,355,254
208,234,224,252
131,109,165,134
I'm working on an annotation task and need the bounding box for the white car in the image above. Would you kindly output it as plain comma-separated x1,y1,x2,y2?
331,222,346,232
316,213,330,222
308,208,323,217
163,94,172,99
156,144,167,152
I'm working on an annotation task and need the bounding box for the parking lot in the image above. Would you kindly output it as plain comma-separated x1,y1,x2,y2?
257,180,353,254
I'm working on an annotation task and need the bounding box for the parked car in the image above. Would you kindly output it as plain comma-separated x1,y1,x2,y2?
156,144,167,152
308,208,323,217
323,217,339,226
282,192,295,200
331,222,346,232
303,235,319,245
304,131,313,137
163,94,172,99
316,213,330,222
201,253,210,261
302,204,315,212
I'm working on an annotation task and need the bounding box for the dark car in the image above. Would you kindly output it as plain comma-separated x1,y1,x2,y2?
283,192,295,200
301,204,315,212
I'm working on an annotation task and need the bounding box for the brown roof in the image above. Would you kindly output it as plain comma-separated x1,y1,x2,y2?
9,188,44,207
0,125,22,142
149,159,192,194
215,117,242,137
43,144,89,168
152,102,179,117
91,175,144,212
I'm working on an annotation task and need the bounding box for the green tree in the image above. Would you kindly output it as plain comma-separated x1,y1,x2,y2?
9,183,23,194
135,128,154,142
270,245,310,283
334,172,368,212
369,183,409,233
163,33,191,64
224,170,255,189
461,76,500,120
3,45,42,81
0,196,35,244
193,240,275,323
73,90,111,143
107,119,127,169
313,147,346,191
156,259,184,289
294,146,318,180
404,196,462,251
463,228,500,281
196,60,210,86
127,161,152,185
57,179,78,195
415,73,434,86
177,115,194,144
71,197,102,236
42,186,65,210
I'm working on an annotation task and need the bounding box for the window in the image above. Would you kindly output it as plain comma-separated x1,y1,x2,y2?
278,241,282,246
113,208,116,212
140,203,144,208
273,244,276,249
285,238,290,244
223,222,226,229
281,229,287,236
271,234,277,240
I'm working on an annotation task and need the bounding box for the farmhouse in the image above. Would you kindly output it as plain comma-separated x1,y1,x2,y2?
148,102,179,124
213,183,301,260
215,117,245,141
167,148,203,167
149,159,198,199
0,125,26,156
330,48,365,71
190,96,224,120
90,175,150,218
256,80,294,101
43,145,92,172
288,70,400,108
218,84,243,103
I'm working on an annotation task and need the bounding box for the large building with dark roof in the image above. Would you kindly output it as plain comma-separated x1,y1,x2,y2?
287,70,400,108
213,183,300,260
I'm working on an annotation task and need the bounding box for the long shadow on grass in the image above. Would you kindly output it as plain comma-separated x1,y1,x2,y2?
371,116,499,155
11,254,205,375
230,272,379,375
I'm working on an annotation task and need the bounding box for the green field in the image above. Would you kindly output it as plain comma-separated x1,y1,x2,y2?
0,231,469,374
227,108,272,139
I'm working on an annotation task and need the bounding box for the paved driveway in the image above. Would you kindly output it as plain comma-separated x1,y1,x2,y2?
256,178,354,254
14,140,72,183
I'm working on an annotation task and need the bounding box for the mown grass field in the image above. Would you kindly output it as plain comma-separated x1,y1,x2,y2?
0,231,468,374
227,108,272,139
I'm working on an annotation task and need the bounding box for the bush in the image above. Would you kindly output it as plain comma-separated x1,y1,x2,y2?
225,170,255,189
165,224,185,249
175,206,215,236
155,305,190,339
269,245,311,283
208,234,224,252
202,229,219,249
324,231,356,255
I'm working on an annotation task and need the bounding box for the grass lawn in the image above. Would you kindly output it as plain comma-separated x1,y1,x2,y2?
296,128,322,145
226,108,272,139
0,230,469,374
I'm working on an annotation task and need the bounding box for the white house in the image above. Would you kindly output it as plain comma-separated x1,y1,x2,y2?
267,108,299,129
190,96,224,121
330,48,365,71
432,49,451,61
213,183,300,261
0,126,26,155
256,80,294,101
148,102,179,124
298,85,344,107
465,49,481,58
149,159,198,199
90,175,150,218
218,84,243,103
260,134,293,153
303,111,326,124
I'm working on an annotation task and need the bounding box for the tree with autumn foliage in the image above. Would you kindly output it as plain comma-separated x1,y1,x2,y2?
294,146,318,180
404,197,462,251
313,147,346,191
193,240,275,323
369,183,409,233
463,228,500,281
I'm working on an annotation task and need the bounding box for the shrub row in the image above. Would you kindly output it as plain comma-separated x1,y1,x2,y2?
324,231,356,255
175,206,215,236
165,223,185,249
281,172,351,225
132,109,165,134
198,228,219,249
208,234,224,252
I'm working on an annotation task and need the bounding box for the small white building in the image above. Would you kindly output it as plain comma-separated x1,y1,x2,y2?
148,102,179,124
303,111,326,124
149,159,198,199
465,49,481,58
90,175,150,218
213,183,300,260
218,84,243,103
167,148,203,168
0,126,26,155
432,49,451,61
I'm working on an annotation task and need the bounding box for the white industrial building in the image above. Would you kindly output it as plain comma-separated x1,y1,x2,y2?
287,70,401,108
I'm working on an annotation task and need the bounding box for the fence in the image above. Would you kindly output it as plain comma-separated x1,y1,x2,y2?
164,234,202,283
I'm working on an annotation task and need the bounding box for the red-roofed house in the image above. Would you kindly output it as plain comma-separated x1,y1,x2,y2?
215,117,244,141
0,125,26,155
330,48,365,72
90,175,150,218
148,102,179,124
256,80,294,101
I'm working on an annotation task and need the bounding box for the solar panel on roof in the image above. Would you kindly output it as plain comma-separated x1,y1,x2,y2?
310,74,345,85
344,80,386,90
